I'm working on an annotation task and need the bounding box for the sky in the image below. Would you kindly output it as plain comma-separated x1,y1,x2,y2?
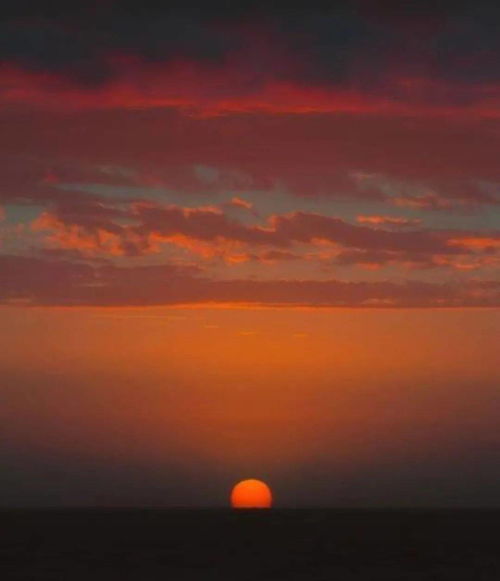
0,1,499,507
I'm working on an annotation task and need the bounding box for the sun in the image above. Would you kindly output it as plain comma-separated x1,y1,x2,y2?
230,479,272,508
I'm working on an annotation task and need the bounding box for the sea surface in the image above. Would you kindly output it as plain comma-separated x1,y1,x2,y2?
2,508,499,580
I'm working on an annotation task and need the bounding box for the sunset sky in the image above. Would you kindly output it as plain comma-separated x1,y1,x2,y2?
1,1,499,507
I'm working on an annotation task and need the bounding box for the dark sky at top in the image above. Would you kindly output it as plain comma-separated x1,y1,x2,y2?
2,1,500,86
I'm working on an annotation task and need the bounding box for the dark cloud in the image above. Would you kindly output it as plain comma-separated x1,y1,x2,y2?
1,1,500,92
0,2,241,85
332,248,494,270
0,254,94,304
270,211,455,253
0,155,137,206
2,110,498,210
0,253,498,308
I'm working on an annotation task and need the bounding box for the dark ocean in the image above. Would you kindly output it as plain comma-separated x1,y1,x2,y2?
2,508,499,580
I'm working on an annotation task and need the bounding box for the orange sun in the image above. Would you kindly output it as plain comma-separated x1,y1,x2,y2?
230,479,273,508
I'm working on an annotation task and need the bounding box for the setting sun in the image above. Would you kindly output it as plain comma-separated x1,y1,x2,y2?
230,479,273,509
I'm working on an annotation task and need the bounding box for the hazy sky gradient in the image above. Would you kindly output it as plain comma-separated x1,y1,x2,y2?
1,307,498,506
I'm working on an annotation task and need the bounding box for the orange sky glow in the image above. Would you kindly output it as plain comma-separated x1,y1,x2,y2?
1,305,498,506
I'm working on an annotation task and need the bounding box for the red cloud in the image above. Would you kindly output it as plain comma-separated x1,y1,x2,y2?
356,215,422,228
31,201,500,274
1,7,499,313
2,60,500,119
226,197,253,210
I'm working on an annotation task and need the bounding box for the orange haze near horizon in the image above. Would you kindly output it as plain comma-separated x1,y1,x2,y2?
0,305,498,506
